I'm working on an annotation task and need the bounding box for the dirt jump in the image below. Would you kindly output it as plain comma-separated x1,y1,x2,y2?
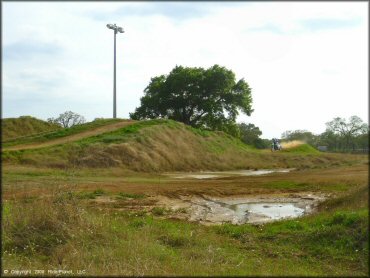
3,120,136,151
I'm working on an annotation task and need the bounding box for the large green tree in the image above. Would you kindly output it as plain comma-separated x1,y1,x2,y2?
130,65,253,134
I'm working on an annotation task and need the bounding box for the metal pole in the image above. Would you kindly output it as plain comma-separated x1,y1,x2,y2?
113,29,117,118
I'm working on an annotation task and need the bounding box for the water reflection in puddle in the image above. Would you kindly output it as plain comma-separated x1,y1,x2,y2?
232,203,305,221
167,168,295,179
160,194,326,225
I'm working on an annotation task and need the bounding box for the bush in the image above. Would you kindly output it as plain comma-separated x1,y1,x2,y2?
157,234,191,248
152,207,169,216
329,212,363,228
116,192,146,200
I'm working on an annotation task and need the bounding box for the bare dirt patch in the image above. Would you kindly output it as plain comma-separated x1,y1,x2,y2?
154,192,328,225
88,192,328,225
165,168,295,179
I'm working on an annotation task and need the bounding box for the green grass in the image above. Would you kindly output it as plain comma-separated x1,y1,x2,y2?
76,189,106,199
74,119,178,145
186,125,213,137
262,180,312,190
262,180,351,192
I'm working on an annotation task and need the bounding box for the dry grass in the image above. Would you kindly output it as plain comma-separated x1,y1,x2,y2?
2,186,105,269
1,116,61,141
66,124,366,172
2,120,367,173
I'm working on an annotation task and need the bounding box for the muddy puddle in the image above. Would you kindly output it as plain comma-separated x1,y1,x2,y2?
156,193,326,225
165,168,295,179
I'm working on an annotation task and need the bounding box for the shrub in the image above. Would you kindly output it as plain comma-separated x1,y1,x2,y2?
2,190,91,256
116,192,146,200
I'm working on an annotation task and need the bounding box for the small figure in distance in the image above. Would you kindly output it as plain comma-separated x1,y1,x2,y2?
271,138,282,151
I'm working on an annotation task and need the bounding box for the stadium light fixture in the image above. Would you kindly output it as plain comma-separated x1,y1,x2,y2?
106,23,125,119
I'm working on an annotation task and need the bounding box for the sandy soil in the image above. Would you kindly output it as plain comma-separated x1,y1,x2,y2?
4,120,136,151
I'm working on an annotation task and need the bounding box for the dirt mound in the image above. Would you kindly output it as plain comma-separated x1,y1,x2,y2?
2,116,61,141
3,120,362,171
3,120,136,151
281,143,319,154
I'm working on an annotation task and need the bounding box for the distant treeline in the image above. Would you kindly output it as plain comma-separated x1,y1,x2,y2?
239,115,368,153
280,116,368,153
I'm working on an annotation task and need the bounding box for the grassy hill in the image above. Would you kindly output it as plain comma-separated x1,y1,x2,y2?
281,143,320,154
2,116,61,141
2,119,365,172
2,118,125,148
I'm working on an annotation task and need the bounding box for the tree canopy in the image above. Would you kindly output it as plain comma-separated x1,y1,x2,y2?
130,65,253,134
281,116,368,153
324,116,368,151
238,123,269,148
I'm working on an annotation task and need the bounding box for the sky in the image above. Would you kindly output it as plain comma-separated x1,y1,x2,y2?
2,1,368,138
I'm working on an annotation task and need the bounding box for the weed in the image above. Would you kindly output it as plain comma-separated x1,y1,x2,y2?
174,208,188,214
2,190,95,257
157,234,191,248
129,219,146,229
116,192,146,200
262,181,311,190
329,211,363,228
152,207,170,216
214,224,255,239
76,189,105,199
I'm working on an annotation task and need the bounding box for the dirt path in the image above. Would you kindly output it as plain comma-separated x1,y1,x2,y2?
3,120,137,151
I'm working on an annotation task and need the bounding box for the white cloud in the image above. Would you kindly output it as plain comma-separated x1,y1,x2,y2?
2,1,368,138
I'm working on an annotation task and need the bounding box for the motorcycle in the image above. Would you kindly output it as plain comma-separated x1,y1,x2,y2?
271,139,282,151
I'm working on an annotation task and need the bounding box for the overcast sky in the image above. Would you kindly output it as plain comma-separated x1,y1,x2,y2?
2,1,368,138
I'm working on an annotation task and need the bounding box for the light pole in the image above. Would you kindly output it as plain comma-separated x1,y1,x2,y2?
106,23,124,119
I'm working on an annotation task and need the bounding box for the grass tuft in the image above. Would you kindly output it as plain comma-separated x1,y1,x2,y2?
116,192,146,200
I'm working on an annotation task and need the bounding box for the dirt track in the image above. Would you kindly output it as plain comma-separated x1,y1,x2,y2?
3,120,136,151
72,164,367,197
